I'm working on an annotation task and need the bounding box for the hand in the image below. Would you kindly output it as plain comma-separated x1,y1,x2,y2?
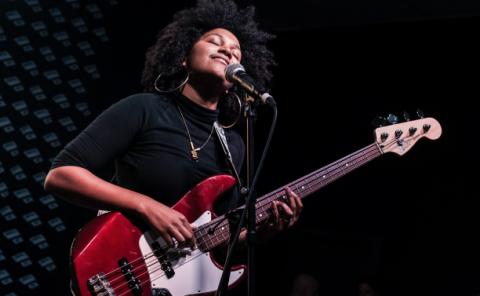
257,187,303,241
140,199,195,249
270,187,303,231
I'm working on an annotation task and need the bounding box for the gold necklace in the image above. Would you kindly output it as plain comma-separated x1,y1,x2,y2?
176,104,215,161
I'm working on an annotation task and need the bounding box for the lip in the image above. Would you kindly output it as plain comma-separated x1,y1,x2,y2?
211,55,229,66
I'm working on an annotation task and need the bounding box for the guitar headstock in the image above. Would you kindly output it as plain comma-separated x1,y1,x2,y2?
374,117,442,155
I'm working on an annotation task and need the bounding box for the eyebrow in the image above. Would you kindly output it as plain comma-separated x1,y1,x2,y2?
205,33,241,51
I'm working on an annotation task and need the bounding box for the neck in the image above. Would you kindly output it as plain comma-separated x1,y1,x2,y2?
181,79,225,111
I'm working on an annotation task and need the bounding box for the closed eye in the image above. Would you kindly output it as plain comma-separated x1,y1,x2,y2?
208,40,220,46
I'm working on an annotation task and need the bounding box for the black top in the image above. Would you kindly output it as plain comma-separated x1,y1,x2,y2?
51,92,244,214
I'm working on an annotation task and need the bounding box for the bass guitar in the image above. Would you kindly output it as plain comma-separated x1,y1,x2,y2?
71,117,442,296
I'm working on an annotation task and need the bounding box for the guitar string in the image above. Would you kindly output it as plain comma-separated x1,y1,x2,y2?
253,143,382,211
112,145,379,295
208,143,382,231
105,222,234,290
115,251,212,296
95,145,388,294
104,144,389,295
100,141,391,293
102,142,381,284
95,141,388,293
238,143,381,227
108,143,384,295
254,145,381,223
200,143,381,235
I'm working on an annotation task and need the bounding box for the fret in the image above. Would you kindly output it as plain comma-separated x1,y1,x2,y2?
194,143,382,253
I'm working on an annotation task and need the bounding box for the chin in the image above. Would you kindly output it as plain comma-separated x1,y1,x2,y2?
193,67,230,90
210,69,230,86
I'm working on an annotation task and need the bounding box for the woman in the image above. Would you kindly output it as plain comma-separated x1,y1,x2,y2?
44,0,301,257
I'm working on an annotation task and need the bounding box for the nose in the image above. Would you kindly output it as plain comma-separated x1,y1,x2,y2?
218,46,232,60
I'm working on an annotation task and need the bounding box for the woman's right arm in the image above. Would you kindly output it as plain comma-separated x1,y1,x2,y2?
44,165,152,214
43,95,194,247
44,165,194,247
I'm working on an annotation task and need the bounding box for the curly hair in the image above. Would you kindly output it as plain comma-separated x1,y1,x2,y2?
141,0,276,94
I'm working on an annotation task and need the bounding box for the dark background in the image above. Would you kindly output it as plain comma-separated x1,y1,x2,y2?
0,0,477,295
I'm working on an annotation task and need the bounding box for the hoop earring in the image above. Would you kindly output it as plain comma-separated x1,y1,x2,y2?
219,91,242,129
154,71,189,93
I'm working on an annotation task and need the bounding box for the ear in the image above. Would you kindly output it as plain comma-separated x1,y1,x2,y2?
182,59,187,67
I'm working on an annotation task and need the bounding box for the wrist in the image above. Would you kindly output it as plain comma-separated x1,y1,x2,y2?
131,195,154,218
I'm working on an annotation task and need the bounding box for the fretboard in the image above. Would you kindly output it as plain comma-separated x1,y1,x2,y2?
194,143,382,252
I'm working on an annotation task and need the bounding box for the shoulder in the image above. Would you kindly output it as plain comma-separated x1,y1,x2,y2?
110,92,175,116
94,92,174,128
118,92,171,107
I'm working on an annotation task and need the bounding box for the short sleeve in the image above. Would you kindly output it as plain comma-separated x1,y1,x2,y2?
50,94,149,173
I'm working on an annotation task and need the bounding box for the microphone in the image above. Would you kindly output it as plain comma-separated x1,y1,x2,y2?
225,63,276,106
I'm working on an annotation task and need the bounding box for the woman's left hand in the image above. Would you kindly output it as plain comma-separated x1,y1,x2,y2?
238,187,303,244
253,187,303,242
269,187,303,231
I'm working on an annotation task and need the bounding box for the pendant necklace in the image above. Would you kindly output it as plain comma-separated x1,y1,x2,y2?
176,104,215,161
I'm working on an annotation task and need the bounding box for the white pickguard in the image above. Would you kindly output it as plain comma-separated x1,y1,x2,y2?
138,211,245,295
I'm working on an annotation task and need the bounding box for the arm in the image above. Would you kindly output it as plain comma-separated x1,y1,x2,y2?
44,166,152,214
45,166,194,248
44,95,195,248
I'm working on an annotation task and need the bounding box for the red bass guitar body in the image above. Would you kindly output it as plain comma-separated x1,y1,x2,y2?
71,175,245,296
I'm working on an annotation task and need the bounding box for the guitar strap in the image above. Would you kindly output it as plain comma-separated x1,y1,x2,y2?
214,121,243,189
98,122,242,217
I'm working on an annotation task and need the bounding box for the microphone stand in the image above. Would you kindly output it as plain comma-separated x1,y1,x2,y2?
216,95,277,296
215,96,257,296
244,97,257,296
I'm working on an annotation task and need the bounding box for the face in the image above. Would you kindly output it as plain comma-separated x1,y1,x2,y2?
184,28,242,89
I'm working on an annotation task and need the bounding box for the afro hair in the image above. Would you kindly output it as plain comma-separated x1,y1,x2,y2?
141,0,276,93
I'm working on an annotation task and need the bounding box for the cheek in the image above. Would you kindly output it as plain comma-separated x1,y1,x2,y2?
187,48,211,71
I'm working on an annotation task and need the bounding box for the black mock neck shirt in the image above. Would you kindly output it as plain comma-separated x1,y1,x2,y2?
51,92,244,214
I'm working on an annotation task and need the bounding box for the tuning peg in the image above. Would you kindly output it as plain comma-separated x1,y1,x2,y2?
402,111,411,122
386,113,399,124
416,108,424,119
371,116,387,127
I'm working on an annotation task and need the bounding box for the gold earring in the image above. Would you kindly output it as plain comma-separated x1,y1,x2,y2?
154,71,189,93
218,91,242,129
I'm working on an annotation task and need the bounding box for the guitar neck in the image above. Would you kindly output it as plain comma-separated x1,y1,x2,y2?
254,142,382,221
196,142,383,252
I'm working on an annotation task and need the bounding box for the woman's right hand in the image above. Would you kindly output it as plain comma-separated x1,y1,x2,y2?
139,199,195,249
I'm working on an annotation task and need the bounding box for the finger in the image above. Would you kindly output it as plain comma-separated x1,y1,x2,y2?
286,187,299,199
280,212,294,228
169,228,186,246
286,188,299,213
286,188,304,220
179,218,196,248
291,197,302,217
160,232,174,247
277,203,294,230
271,201,280,224
273,205,286,230
296,195,304,211
288,193,297,215
178,224,196,249
189,225,197,248
278,201,294,217
181,216,194,233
